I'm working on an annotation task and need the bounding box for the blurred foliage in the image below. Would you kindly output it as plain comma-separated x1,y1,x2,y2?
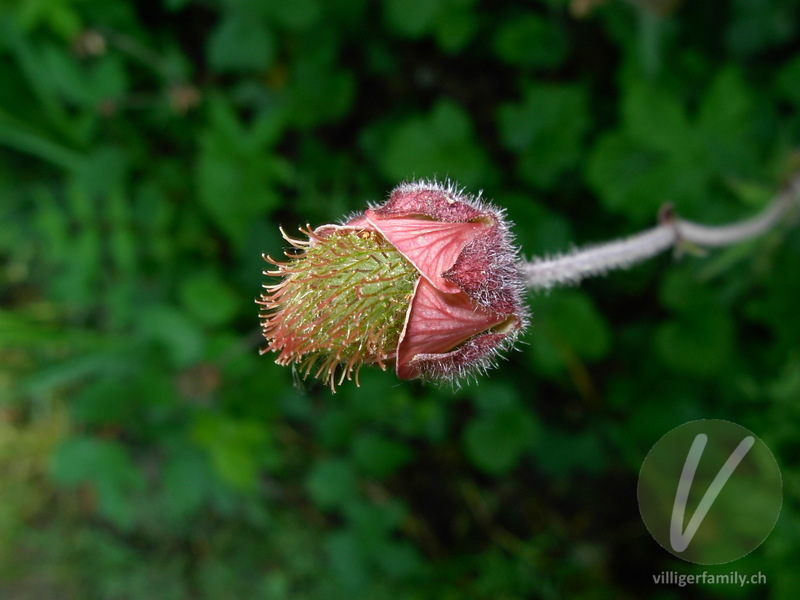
1,0,800,598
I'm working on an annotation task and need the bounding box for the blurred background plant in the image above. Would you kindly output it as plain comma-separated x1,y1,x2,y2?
1,0,800,598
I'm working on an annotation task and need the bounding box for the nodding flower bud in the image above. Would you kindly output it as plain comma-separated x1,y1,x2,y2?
258,180,529,390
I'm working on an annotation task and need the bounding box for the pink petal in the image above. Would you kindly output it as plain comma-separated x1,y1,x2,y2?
365,210,486,293
396,277,506,379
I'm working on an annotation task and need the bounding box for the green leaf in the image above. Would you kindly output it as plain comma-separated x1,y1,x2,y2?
306,458,359,508
73,379,135,425
744,252,800,351
497,84,588,188
325,530,369,589
160,449,215,522
470,381,522,413
528,290,611,375
433,6,477,52
658,268,716,311
74,146,127,197
493,15,567,69
191,414,272,490
373,539,424,580
725,0,794,57
137,305,205,367
165,0,192,11
383,0,441,37
503,195,573,258
698,68,752,140
16,0,81,38
654,310,734,376
621,80,691,153
344,498,406,533
532,429,607,478
379,100,488,187
196,100,284,246
587,132,706,222
208,13,275,72
0,111,83,169
285,51,355,128
775,55,800,108
697,67,757,175
50,436,144,529
463,407,537,475
179,270,239,327
352,433,413,478
316,409,356,449
335,500,424,581
263,0,321,30
41,44,127,108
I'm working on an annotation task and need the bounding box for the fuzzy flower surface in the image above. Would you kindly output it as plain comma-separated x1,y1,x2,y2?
258,181,529,389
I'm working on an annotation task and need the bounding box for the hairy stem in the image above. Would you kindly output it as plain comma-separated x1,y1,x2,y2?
524,177,800,291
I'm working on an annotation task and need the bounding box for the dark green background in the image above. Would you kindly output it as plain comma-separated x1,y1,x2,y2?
1,0,799,598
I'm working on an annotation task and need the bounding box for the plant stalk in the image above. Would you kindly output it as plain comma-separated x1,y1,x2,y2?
524,177,800,290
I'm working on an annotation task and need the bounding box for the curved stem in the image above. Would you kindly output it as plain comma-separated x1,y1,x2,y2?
524,177,800,291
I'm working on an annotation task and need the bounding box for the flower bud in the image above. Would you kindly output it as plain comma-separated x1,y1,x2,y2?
258,181,529,390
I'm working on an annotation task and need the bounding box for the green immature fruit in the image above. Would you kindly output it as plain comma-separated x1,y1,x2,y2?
259,227,418,389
